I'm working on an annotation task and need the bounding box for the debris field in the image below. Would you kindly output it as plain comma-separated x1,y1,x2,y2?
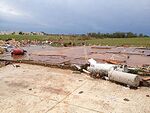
0,44,150,113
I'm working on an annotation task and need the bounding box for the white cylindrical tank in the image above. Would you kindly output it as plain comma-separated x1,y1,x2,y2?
87,66,108,75
93,63,117,71
88,58,117,71
87,63,117,76
108,70,140,87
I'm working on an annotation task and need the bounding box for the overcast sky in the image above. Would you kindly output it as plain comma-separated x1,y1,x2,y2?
0,0,150,34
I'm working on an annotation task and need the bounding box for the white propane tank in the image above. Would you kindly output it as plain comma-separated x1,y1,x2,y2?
93,63,117,71
88,58,117,75
108,70,140,87
88,58,117,71
87,66,108,75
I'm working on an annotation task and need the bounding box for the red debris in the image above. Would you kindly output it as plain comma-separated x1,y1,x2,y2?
11,49,26,55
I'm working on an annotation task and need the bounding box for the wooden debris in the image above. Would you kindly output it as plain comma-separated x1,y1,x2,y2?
142,77,150,81
103,59,126,64
106,51,144,55
82,69,90,74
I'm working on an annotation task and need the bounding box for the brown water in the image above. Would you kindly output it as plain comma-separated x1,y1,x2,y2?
0,45,150,67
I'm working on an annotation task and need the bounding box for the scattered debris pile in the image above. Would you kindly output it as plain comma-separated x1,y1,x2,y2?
0,47,5,54
0,39,149,89
0,61,10,68
74,58,150,88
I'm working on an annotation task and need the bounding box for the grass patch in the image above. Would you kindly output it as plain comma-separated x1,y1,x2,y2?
0,35,149,47
85,38,150,47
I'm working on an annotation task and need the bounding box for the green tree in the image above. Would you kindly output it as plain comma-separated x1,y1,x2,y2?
19,31,23,35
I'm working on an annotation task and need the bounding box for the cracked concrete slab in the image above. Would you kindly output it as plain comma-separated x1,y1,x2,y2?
64,80,150,113
47,103,100,113
0,64,150,113
0,64,87,101
0,92,57,113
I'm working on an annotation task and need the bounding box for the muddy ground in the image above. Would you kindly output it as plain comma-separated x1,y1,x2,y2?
0,45,150,67
0,64,150,113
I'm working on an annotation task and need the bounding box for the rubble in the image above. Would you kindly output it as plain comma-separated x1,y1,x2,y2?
0,42,150,88
0,61,10,67
74,58,149,88
0,44,14,53
106,51,144,56
0,47,5,54
103,59,126,64
123,98,130,101
142,77,150,81
0,40,5,46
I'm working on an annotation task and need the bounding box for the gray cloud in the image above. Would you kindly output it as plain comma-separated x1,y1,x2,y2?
0,0,150,34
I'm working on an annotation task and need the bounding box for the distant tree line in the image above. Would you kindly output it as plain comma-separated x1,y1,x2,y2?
87,32,149,38
9,31,149,38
